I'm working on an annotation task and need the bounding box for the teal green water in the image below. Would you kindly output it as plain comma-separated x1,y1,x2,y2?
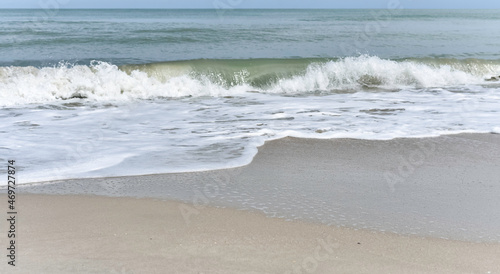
2,9,500,242
1,9,500,66
1,8,500,182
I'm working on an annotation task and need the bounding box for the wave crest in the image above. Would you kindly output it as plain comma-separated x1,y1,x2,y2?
1,56,499,106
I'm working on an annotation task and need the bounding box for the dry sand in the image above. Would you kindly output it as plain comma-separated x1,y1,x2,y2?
2,133,500,273
1,194,500,274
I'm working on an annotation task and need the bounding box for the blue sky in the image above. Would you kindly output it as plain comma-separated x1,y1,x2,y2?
1,0,500,9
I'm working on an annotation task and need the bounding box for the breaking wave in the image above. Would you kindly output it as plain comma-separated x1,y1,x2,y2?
1,55,500,106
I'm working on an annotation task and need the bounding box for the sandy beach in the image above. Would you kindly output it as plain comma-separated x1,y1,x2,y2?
2,133,500,273
0,194,499,274
2,4,500,274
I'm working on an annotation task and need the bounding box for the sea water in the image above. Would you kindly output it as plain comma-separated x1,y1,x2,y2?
1,9,500,184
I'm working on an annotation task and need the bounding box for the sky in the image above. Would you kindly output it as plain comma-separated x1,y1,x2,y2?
1,0,500,9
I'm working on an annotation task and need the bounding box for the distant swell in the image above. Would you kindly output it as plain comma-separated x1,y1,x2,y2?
1,55,500,106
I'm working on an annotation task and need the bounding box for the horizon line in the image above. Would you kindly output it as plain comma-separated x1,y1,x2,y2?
0,7,498,10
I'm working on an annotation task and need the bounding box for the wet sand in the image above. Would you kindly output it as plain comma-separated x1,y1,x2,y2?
2,133,500,273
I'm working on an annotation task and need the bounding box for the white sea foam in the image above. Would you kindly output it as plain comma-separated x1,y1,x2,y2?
1,56,499,184
0,62,249,106
267,56,489,93
1,56,499,106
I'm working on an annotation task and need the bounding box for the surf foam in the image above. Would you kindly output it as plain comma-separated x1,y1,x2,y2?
1,56,499,106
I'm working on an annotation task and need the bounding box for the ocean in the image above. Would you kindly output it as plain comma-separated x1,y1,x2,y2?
1,9,500,184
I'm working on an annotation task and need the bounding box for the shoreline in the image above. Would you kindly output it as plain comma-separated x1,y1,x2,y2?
9,133,500,243
10,131,500,187
1,133,500,272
